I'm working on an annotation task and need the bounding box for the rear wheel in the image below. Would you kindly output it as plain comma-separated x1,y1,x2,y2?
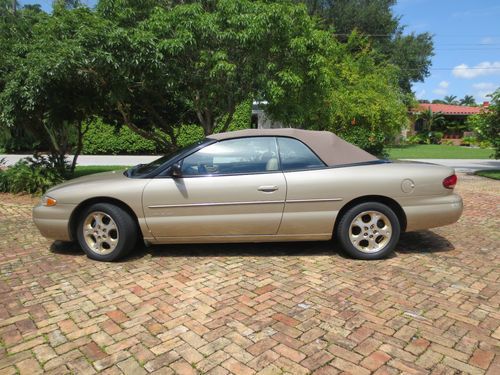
337,202,400,260
76,203,137,261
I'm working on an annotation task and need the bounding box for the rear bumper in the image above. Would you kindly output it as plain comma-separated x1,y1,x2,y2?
403,193,463,231
32,203,76,241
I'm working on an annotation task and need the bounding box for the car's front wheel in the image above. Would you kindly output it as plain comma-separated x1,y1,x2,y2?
76,203,137,261
336,202,400,260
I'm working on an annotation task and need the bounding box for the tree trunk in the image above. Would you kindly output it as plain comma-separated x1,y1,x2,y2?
116,101,174,152
69,121,88,175
220,108,235,133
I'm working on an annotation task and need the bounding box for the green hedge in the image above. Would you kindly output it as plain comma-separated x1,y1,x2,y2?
82,118,159,155
82,100,252,154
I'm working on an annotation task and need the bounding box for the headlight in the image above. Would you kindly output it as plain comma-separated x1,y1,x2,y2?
41,196,57,207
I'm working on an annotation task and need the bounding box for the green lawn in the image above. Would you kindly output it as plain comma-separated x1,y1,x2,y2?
73,165,129,179
475,170,500,180
387,145,494,159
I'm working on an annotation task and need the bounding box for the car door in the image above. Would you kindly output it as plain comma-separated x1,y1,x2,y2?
276,137,343,237
142,137,286,239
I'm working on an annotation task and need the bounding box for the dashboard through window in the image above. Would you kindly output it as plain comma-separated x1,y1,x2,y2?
277,137,326,171
181,137,279,176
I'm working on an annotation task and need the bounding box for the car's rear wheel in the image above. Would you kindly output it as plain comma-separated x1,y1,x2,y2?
76,203,137,261
337,202,400,260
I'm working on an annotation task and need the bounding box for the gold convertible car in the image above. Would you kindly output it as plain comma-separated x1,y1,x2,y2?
33,129,463,261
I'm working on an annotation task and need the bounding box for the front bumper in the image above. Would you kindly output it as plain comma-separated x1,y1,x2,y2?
32,203,77,241
403,193,463,231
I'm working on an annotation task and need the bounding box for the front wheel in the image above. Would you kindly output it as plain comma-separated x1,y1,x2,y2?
336,202,400,260
76,203,137,261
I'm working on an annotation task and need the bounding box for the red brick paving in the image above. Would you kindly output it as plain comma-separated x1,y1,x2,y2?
0,174,498,374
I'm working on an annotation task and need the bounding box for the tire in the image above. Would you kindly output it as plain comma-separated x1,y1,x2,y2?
76,203,137,261
336,202,400,260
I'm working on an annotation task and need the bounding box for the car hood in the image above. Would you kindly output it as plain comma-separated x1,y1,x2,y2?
46,170,129,194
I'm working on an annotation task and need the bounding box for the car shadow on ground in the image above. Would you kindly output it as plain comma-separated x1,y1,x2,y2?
50,230,455,261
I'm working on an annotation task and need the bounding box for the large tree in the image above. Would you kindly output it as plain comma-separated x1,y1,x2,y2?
469,89,500,159
90,0,336,142
460,95,476,106
0,7,107,174
299,0,434,94
0,0,411,164
443,95,458,105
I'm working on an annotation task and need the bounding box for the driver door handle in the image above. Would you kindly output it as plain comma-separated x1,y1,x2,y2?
258,185,279,192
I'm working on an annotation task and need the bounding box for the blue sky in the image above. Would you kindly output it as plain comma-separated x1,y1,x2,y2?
20,0,500,104
393,0,500,103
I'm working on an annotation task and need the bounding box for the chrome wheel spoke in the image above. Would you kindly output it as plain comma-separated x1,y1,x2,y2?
378,227,390,237
104,221,117,231
368,238,379,250
353,219,364,228
93,213,103,226
370,214,381,226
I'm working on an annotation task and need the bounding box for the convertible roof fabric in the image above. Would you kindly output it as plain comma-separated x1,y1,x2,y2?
207,128,378,167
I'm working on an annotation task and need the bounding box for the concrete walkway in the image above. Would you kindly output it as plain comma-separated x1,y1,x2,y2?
1,154,499,172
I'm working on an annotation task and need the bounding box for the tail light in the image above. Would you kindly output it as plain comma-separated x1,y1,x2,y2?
443,174,457,189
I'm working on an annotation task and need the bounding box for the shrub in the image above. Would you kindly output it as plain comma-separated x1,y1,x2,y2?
83,101,252,154
461,136,477,147
478,140,492,149
406,134,421,145
0,154,64,195
0,127,44,153
82,119,159,155
441,139,454,146
338,127,387,158
429,131,444,144
174,125,205,148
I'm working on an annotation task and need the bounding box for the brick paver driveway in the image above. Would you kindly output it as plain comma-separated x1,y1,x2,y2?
0,174,499,374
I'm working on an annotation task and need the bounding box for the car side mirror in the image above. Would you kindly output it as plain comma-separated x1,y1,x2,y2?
170,163,182,178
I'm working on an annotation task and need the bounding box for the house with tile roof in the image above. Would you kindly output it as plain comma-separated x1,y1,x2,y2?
410,102,488,135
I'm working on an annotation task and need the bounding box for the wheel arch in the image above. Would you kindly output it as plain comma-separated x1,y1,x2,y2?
68,197,142,241
333,195,407,236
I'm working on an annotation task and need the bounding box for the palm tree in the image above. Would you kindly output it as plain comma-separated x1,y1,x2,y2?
418,109,445,131
460,95,476,106
443,95,458,105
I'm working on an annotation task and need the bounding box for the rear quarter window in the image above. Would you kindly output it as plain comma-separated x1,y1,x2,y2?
277,137,325,171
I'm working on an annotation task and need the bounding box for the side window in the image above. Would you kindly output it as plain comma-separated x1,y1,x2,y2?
181,137,279,176
277,137,325,171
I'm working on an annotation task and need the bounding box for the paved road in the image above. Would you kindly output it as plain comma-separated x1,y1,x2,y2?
0,154,159,167
400,159,500,172
2,154,499,172
0,174,498,374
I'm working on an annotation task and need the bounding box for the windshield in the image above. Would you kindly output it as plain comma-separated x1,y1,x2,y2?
128,139,211,177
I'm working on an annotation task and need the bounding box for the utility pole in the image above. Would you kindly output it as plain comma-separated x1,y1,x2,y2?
12,0,16,14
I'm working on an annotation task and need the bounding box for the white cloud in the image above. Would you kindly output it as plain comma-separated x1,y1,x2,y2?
415,89,426,99
432,81,449,96
472,82,498,100
452,61,500,79
481,37,495,45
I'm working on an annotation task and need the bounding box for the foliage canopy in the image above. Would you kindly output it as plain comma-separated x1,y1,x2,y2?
0,0,413,173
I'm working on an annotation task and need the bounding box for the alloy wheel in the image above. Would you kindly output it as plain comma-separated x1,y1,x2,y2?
349,210,392,253
82,211,119,255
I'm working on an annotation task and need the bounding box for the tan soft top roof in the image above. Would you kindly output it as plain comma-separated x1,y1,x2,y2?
207,128,378,166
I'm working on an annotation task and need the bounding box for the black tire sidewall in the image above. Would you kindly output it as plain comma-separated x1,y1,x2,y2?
76,203,137,262
337,202,400,260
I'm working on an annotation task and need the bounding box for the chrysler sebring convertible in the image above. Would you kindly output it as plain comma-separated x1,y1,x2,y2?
33,129,463,261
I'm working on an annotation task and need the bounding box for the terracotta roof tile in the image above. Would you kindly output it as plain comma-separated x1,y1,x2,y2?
415,103,483,115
